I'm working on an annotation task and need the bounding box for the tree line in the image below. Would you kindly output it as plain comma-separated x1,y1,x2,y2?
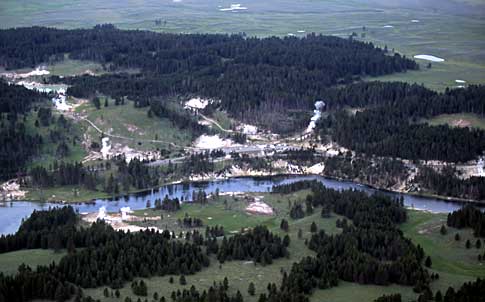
447,205,485,237
0,81,47,179
415,166,485,201
217,225,288,265
318,82,485,162
0,25,416,133
262,181,430,302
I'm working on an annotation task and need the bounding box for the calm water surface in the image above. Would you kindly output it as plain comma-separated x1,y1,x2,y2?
1,175,481,235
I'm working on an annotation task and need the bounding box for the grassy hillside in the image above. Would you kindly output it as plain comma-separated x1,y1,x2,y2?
77,97,193,151
0,249,66,275
424,113,485,130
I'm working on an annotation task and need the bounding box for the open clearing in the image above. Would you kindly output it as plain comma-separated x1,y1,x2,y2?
0,249,66,275
424,113,485,130
77,97,193,152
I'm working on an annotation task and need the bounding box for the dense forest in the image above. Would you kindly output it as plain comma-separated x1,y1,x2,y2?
0,25,416,133
216,225,288,264
318,82,485,162
447,205,485,237
415,167,485,201
323,155,408,189
0,80,83,181
0,206,210,300
0,81,47,180
265,181,430,302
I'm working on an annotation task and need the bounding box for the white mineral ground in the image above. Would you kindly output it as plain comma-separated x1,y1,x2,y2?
184,97,210,110
2,67,50,79
194,134,235,149
219,4,248,11
245,201,273,215
413,55,445,62
83,206,164,233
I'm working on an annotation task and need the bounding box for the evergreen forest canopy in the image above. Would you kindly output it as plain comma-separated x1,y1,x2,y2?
0,81,48,179
0,25,416,132
317,82,485,162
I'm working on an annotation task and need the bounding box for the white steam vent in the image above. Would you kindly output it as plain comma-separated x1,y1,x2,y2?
305,101,326,133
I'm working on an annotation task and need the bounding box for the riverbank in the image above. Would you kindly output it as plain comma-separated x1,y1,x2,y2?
18,171,485,206
2,174,484,236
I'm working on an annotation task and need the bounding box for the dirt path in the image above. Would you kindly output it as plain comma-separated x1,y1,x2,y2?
198,112,234,133
80,117,191,149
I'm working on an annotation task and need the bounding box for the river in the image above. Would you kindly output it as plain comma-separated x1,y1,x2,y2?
0,175,482,235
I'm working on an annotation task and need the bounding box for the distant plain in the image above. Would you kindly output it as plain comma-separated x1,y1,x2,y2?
1,0,485,91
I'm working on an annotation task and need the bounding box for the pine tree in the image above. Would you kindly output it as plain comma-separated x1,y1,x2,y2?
248,282,256,296
440,225,447,235
280,219,289,232
435,290,442,302
424,256,432,268
310,222,317,233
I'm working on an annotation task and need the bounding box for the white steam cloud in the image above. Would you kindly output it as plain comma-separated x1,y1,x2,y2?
305,100,326,133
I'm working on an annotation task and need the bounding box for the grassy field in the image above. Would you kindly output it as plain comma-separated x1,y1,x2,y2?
0,249,66,275
25,185,111,203
0,0,484,92
77,97,193,152
83,195,485,302
423,113,485,130
401,210,485,278
84,190,348,301
46,58,105,76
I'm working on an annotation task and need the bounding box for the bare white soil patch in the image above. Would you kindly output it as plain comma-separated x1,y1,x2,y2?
246,201,273,215
0,180,27,200
195,134,235,149
2,67,50,79
237,124,258,135
82,207,162,233
219,4,248,11
413,55,445,62
306,162,325,174
184,97,211,110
